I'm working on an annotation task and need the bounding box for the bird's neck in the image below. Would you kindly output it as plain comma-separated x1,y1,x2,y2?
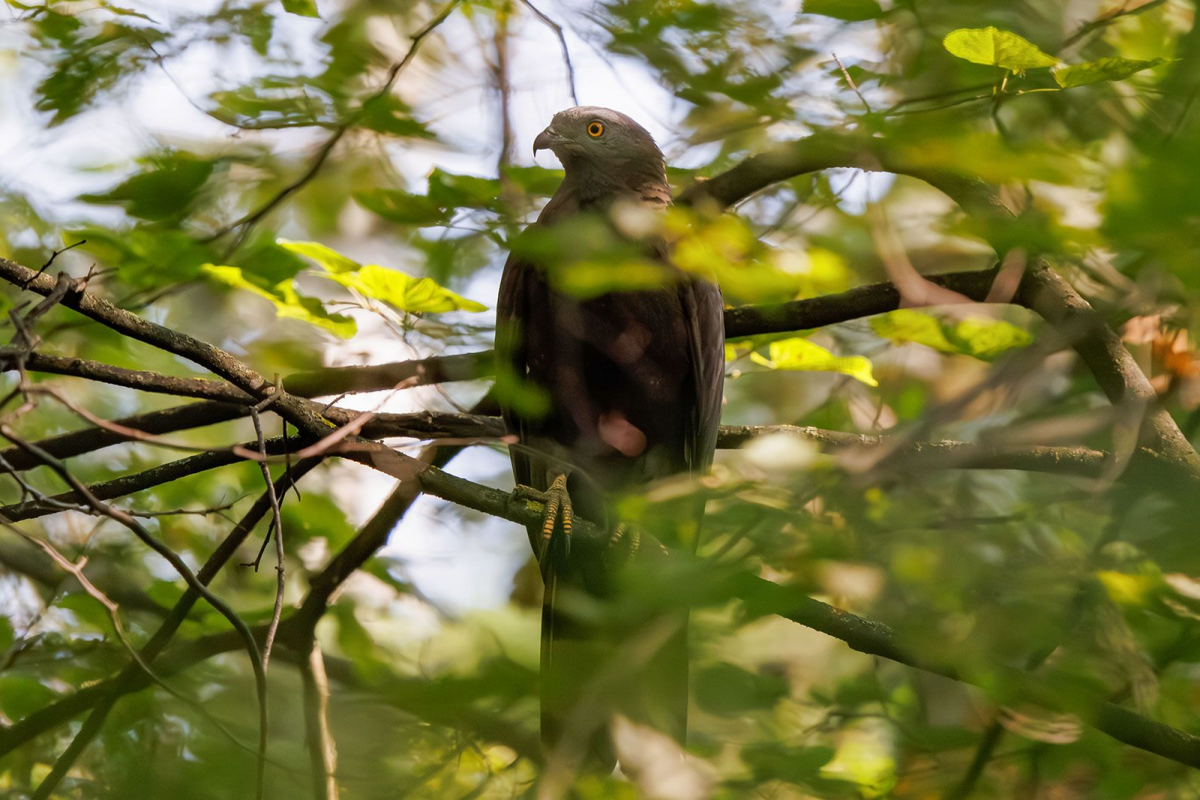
557,158,671,211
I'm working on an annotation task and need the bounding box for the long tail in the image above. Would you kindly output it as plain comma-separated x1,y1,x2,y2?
539,533,688,772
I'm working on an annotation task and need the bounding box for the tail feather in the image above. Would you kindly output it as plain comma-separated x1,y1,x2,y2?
539,536,688,773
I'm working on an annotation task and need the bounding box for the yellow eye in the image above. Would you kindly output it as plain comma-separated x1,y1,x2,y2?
587,121,605,138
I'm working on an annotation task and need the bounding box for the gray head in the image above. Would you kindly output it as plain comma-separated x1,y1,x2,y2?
533,107,665,181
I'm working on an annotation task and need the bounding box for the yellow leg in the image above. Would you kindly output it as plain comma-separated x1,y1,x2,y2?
603,522,641,567
512,473,573,573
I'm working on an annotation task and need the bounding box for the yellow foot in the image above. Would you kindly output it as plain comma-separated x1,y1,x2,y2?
604,522,641,568
513,474,573,574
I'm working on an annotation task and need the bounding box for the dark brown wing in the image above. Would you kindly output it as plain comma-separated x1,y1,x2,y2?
495,251,535,497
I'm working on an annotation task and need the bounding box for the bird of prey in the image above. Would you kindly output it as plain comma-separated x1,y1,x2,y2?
496,107,725,769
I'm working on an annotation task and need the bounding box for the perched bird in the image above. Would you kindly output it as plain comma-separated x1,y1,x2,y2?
495,107,724,769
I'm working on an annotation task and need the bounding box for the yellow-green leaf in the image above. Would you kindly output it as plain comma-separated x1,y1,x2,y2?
872,310,1031,360
951,317,1031,359
870,309,957,353
321,264,486,314
1053,57,1167,89
943,27,1057,72
750,338,877,386
277,239,360,273
202,265,356,337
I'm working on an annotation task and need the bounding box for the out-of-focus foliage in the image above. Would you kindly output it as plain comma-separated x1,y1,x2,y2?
0,0,1199,798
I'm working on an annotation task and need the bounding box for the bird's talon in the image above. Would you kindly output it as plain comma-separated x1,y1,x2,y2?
532,474,573,572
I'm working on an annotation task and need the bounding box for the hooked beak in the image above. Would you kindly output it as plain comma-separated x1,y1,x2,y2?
533,126,565,155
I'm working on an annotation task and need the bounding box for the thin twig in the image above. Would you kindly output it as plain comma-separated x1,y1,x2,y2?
832,52,871,113
518,0,579,105
3,431,272,800
251,407,287,670
204,0,463,247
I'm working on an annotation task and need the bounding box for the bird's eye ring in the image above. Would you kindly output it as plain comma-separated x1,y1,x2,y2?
587,121,605,138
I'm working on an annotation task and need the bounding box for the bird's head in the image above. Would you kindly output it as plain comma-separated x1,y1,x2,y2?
533,107,664,175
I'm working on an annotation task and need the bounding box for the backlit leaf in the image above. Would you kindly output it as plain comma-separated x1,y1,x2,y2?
750,337,878,386
872,310,1031,360
277,238,360,273
202,264,356,337
943,27,1057,72
321,265,487,314
1053,57,1167,88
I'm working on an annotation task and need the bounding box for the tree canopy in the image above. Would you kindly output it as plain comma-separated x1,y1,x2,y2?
0,0,1199,797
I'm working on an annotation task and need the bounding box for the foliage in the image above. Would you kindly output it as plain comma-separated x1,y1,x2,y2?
0,0,1198,798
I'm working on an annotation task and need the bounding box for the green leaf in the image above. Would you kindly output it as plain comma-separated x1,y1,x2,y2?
802,0,882,22
321,264,487,313
281,0,319,17
695,662,789,715
950,317,1032,359
357,94,432,137
202,264,356,337
354,189,450,226
943,27,1058,72
501,166,564,196
1053,57,1167,88
277,238,360,273
750,338,878,386
79,153,214,222
0,616,13,654
428,169,500,209
0,676,57,721
871,310,1031,360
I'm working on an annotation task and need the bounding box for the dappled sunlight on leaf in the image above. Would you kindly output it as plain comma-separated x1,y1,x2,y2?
750,337,878,386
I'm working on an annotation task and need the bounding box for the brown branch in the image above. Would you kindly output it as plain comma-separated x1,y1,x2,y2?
308,452,1200,772
0,436,299,522
3,432,273,800
6,352,252,402
301,640,339,800
0,458,321,759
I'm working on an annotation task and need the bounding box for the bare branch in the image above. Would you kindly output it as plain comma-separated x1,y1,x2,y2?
301,639,339,800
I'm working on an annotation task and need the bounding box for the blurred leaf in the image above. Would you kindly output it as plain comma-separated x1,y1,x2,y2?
277,238,359,273
355,189,450,225
428,169,500,210
0,616,13,653
502,165,564,196
871,309,957,352
282,0,319,17
32,17,165,125
56,593,111,632
1053,56,1167,88
951,317,1032,359
79,153,214,222
750,338,878,386
694,662,789,715
0,676,57,721
71,227,215,287
202,264,356,337
871,310,1031,360
943,27,1057,72
741,743,837,786
801,0,882,22
358,94,432,137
